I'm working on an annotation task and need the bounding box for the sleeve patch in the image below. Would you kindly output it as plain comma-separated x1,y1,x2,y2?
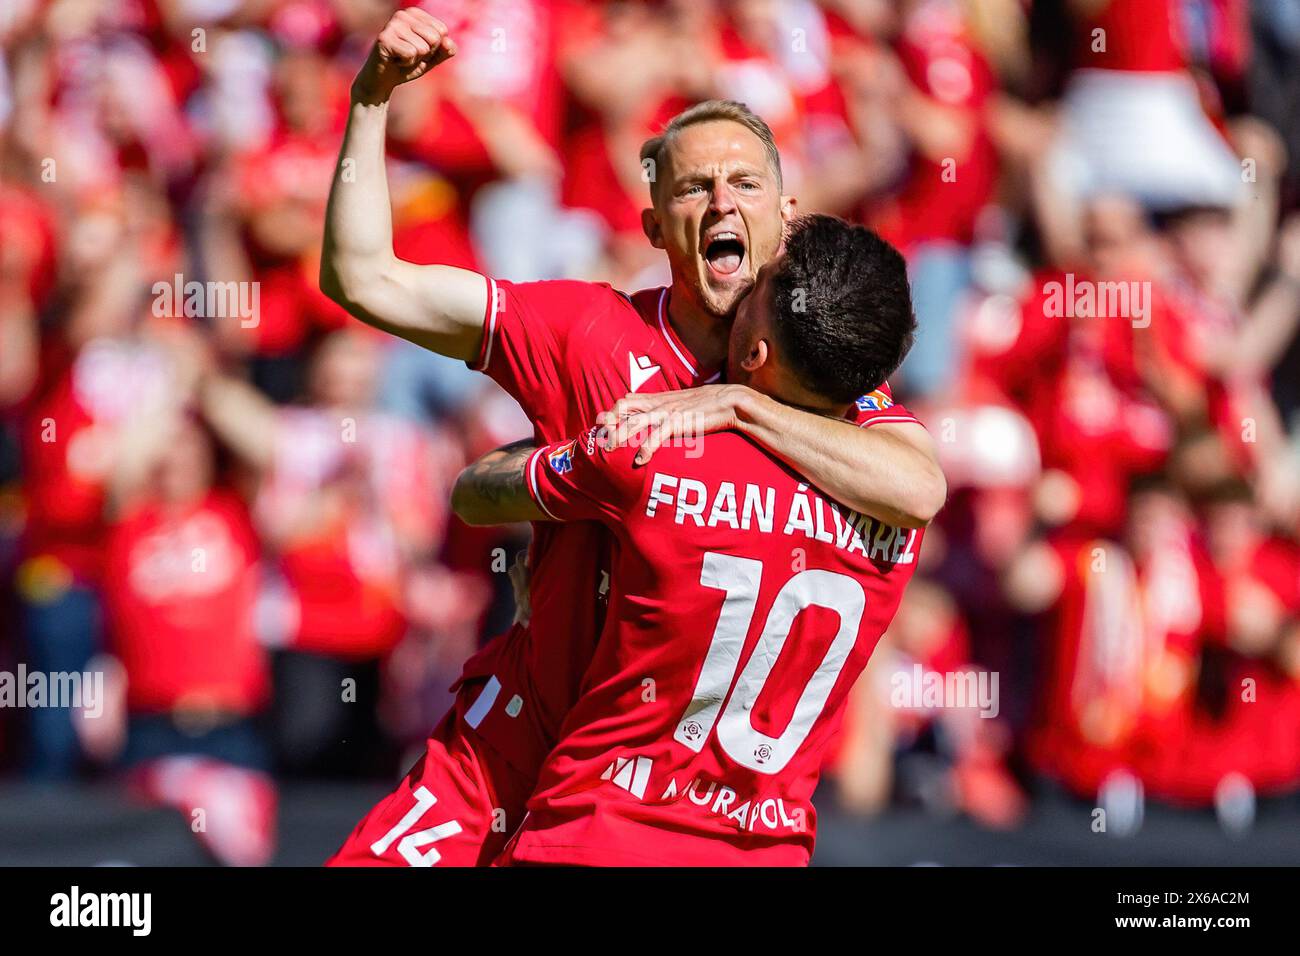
855,390,895,412
547,440,577,474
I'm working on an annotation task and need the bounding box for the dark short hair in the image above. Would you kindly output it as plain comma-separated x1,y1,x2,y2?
769,215,916,404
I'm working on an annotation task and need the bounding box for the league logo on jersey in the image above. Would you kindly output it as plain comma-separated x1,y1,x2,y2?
548,440,576,475
855,390,894,413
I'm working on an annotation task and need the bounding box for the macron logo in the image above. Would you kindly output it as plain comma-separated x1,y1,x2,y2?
628,353,661,393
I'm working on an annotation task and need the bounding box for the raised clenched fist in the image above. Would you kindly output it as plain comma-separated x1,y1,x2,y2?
353,8,457,103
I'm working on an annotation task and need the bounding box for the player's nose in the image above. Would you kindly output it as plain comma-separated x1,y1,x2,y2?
709,179,738,216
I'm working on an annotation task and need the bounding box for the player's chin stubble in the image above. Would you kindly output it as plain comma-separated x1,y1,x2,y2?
700,274,754,321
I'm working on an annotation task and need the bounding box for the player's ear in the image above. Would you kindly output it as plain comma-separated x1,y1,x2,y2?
641,207,664,250
779,195,797,223
740,337,769,373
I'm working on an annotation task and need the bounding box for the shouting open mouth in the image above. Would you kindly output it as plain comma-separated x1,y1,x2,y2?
703,230,747,280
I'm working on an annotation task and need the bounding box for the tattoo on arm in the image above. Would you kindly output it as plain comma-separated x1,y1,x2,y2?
453,439,544,525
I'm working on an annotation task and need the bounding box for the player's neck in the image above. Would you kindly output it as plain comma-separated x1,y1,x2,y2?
774,391,853,422
748,362,852,421
664,289,731,373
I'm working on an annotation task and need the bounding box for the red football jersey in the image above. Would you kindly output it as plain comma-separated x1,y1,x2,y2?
455,281,721,778
455,278,919,791
505,428,923,866
104,490,268,715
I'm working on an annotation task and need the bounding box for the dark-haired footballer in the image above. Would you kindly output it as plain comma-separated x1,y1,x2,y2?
458,216,928,865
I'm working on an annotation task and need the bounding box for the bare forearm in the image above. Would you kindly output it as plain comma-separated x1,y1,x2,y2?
322,99,394,293
319,11,486,360
452,440,546,526
107,404,184,519
320,98,489,359
1237,274,1300,376
735,391,946,528
0,300,38,407
198,375,277,472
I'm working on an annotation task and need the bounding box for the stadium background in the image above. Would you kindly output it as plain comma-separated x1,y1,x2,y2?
2,0,1300,866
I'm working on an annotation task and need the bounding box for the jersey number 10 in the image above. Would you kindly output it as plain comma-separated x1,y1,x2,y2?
673,552,866,775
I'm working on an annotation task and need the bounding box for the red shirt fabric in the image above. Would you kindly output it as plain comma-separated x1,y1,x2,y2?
1027,528,1223,799
257,408,455,659
1075,0,1185,73
973,273,1174,536
0,183,59,308
453,281,724,779
19,339,176,583
872,0,999,250
504,428,922,865
104,490,268,715
559,122,648,238
454,278,918,789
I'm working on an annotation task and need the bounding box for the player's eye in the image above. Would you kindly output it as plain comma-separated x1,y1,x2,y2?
683,184,706,197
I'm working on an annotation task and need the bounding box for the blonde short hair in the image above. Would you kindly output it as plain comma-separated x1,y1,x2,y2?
639,100,783,200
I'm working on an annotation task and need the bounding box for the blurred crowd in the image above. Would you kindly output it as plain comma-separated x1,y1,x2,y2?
2,0,1300,863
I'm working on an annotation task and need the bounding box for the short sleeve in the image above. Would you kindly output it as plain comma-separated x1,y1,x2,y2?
850,382,921,428
468,278,620,425
525,426,646,526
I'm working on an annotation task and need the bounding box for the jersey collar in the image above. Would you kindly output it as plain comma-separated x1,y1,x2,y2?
655,288,722,384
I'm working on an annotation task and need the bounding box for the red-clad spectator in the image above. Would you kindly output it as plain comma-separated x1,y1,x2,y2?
1019,530,1148,798
838,0,1003,398
976,276,1171,537
392,0,579,281
972,196,1177,536
198,327,463,776
104,414,270,771
5,180,184,777
1191,484,1300,795
556,0,709,284
1019,480,1222,801
203,47,350,404
1122,480,1227,802
1043,0,1243,216
559,0,670,238
870,0,998,253
832,576,1024,830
